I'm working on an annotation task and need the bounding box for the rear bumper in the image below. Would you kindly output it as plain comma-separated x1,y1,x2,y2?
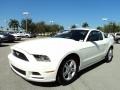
14,37,21,40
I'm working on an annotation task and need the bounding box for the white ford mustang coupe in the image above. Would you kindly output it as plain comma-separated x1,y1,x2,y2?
8,28,114,85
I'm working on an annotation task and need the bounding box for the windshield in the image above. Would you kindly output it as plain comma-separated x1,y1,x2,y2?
55,30,88,41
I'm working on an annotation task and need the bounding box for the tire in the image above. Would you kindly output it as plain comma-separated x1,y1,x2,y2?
105,48,113,63
57,56,79,85
9,40,14,43
26,35,29,38
117,39,120,44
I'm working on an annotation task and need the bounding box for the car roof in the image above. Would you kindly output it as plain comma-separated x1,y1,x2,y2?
70,28,97,31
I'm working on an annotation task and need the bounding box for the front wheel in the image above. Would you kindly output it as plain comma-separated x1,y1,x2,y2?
105,48,113,63
57,56,79,85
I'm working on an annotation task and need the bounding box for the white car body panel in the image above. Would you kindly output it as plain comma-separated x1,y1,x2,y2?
8,28,114,82
17,32,31,38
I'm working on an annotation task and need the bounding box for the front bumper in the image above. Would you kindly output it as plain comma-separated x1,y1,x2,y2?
8,53,57,82
14,36,21,41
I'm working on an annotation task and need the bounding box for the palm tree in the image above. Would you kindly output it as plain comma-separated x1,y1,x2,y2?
8,19,19,31
21,19,32,32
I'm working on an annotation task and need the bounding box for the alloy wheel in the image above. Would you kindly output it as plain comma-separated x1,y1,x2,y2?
62,59,77,81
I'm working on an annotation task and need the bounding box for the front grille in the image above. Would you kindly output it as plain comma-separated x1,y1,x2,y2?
12,65,26,75
13,50,28,61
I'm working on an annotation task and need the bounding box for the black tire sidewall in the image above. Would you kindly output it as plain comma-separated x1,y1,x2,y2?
105,48,113,63
117,39,120,44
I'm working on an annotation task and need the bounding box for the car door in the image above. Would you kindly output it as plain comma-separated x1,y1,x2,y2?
81,31,106,67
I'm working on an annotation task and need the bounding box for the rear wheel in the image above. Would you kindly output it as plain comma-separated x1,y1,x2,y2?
26,35,29,38
117,39,120,44
105,48,113,63
57,56,79,85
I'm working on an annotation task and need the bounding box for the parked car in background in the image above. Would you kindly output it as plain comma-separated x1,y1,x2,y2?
114,32,120,43
0,37,2,45
17,32,36,38
8,32,22,41
30,33,37,38
11,33,22,41
11,33,21,41
16,32,27,38
8,28,114,85
25,32,36,38
0,32,15,42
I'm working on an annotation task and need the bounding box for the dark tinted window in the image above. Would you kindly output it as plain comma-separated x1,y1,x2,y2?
116,33,120,36
87,31,103,41
104,33,108,38
55,30,88,41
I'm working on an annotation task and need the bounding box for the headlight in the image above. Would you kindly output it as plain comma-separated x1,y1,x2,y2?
34,55,50,62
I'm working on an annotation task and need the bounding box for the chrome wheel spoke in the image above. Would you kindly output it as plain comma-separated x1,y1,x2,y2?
63,69,69,77
64,63,69,69
71,67,76,72
69,60,74,67
108,50,113,60
68,72,72,80
63,59,77,81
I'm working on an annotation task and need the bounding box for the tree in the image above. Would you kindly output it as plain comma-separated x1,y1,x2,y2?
82,22,89,28
97,26,103,30
21,19,32,32
59,25,64,31
71,24,77,29
29,23,36,33
19,19,62,33
8,19,19,31
35,22,46,33
103,22,120,33
49,24,61,32
35,22,63,33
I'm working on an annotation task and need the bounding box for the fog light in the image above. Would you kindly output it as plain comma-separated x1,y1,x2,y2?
32,72,40,75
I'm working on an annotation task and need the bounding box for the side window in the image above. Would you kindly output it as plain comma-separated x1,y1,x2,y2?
99,32,103,40
104,33,108,38
116,33,120,36
87,31,103,41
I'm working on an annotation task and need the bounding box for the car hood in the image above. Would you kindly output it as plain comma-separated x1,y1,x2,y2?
12,38,80,55
12,34,20,37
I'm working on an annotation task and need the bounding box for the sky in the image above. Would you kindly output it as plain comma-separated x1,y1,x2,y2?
0,0,120,29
